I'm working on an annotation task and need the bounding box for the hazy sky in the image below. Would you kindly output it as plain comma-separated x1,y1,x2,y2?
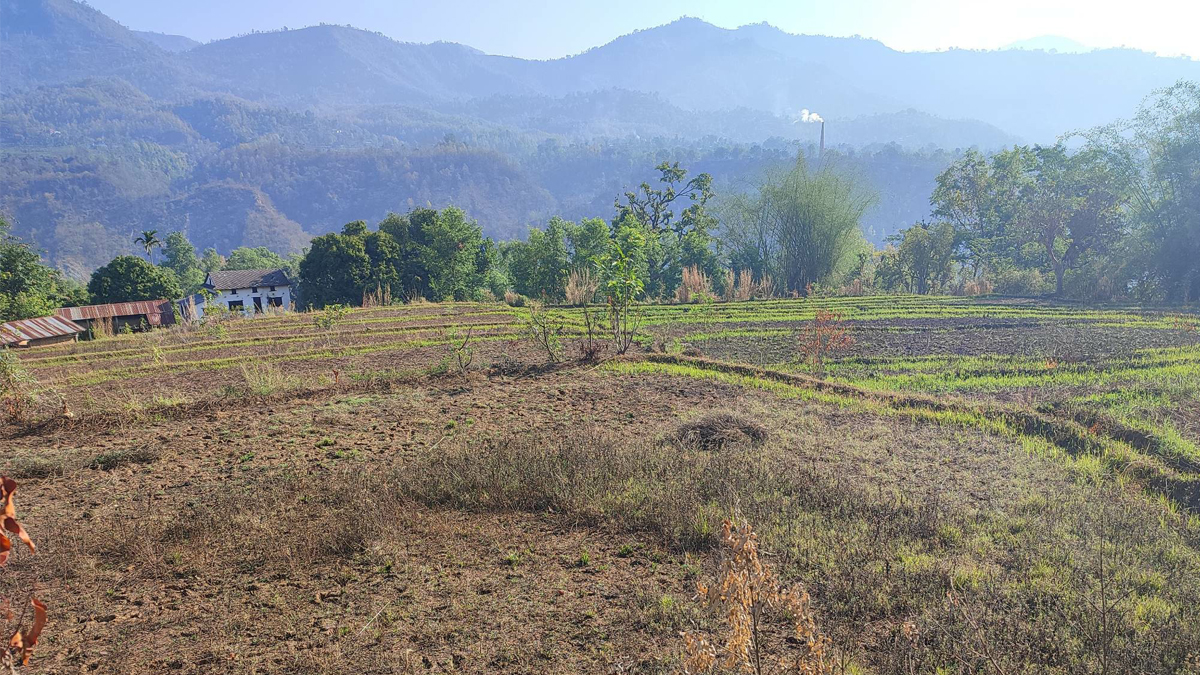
91,0,1199,59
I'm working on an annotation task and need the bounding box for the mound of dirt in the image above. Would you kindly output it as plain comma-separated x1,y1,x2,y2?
673,412,768,450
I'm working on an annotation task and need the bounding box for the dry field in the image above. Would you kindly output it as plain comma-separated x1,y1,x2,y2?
3,297,1200,674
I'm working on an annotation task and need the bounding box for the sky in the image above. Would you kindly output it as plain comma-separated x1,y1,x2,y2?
90,0,1200,60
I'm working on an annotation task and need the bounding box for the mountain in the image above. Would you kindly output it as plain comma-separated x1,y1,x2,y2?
182,26,536,106
133,30,199,53
0,0,201,97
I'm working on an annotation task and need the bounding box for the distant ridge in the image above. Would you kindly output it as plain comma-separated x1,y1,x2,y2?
1003,35,1091,54
133,30,200,53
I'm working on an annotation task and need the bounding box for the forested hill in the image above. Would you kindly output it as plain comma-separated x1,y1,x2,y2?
2,0,1197,276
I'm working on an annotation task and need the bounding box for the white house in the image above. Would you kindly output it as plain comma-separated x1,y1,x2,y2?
182,269,293,319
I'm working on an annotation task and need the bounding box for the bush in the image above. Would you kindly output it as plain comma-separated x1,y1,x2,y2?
524,302,565,363
313,304,351,330
504,290,527,307
992,268,1054,296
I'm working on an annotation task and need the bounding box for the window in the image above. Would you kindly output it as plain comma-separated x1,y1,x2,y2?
227,300,243,310
267,297,283,307
270,286,276,291
251,287,258,293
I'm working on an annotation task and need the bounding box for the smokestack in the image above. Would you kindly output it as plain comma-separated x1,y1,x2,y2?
819,121,825,157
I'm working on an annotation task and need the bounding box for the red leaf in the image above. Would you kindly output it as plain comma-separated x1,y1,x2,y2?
19,597,47,664
2,517,33,555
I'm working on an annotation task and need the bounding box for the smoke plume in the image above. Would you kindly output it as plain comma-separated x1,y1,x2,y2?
794,109,824,124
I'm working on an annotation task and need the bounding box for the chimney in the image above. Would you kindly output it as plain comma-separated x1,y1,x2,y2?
819,121,825,157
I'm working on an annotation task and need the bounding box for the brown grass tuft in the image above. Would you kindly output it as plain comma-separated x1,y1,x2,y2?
673,413,769,451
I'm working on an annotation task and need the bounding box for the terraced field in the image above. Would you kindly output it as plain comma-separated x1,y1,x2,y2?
3,296,1200,674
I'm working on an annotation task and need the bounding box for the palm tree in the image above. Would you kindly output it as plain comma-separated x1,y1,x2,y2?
134,229,162,262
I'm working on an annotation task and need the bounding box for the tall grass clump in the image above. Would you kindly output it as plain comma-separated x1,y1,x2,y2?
675,265,713,304
0,349,37,424
239,362,299,397
564,268,599,306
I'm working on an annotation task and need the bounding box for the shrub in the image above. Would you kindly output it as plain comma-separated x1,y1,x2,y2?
577,304,608,362
524,302,565,363
681,519,831,675
992,268,1054,296
797,310,853,377
504,290,527,307
442,327,475,377
597,239,644,355
313,303,351,331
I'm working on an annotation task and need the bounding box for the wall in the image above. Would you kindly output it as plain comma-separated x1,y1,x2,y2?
213,285,293,315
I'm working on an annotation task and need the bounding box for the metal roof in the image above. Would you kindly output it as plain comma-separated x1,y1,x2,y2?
56,300,173,324
206,269,290,290
1,316,86,346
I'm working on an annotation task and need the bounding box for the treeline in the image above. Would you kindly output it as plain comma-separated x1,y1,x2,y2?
874,82,1200,302
0,218,303,322
2,83,1197,321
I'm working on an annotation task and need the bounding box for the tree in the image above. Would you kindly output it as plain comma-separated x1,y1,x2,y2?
566,218,611,271
362,230,403,298
298,233,371,308
931,147,1033,277
506,217,569,301
199,248,225,274
88,255,182,304
1085,82,1200,302
379,209,436,300
417,207,489,302
0,218,86,322
1013,145,1126,296
615,162,717,298
895,221,956,294
726,157,875,295
160,232,206,295
133,230,162,262
225,246,286,271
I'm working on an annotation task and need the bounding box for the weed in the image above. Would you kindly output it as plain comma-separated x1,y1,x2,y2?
240,362,299,396
680,519,830,675
524,302,565,363
0,349,37,424
91,448,160,470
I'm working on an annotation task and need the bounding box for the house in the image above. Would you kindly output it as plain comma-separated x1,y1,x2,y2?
56,300,176,334
202,269,293,317
1,315,86,348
